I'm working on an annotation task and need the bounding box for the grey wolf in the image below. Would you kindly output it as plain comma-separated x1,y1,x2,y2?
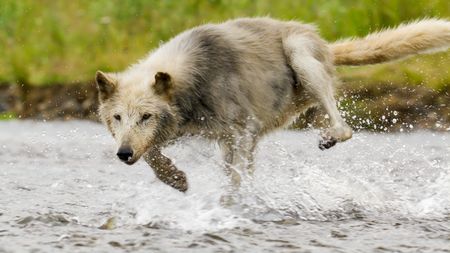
95,17,450,192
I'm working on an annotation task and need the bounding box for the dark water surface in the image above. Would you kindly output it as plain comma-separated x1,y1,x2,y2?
0,121,449,252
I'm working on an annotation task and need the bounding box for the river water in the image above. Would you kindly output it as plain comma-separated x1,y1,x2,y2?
0,121,449,252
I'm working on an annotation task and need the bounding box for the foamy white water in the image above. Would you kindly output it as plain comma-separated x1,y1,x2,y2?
0,120,449,252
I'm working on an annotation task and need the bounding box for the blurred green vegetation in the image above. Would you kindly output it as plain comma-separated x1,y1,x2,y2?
0,112,16,120
0,0,449,88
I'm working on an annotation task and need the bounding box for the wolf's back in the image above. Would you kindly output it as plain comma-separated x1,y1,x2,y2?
330,19,450,66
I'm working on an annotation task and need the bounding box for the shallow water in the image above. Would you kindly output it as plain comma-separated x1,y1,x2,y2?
0,120,449,253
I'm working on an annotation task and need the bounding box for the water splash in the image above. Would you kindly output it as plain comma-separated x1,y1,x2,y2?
1,121,449,253
118,130,450,230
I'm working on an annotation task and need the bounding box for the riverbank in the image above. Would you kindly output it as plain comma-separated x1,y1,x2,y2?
1,80,448,132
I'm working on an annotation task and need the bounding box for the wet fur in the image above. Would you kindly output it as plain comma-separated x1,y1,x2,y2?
96,17,450,191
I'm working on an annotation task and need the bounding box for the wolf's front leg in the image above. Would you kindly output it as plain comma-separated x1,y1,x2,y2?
219,133,258,189
218,135,258,206
143,149,188,192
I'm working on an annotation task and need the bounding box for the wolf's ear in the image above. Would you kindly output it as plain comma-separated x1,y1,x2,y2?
153,72,172,96
95,71,116,101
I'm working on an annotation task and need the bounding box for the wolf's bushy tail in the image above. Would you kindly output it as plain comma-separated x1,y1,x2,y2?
330,19,450,66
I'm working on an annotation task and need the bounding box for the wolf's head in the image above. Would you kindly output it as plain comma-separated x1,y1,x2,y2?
95,70,178,165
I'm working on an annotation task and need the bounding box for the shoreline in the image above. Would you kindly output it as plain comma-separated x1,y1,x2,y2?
0,82,449,131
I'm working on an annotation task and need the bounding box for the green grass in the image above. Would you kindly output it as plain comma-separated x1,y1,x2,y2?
0,112,17,120
0,0,449,88
338,51,450,91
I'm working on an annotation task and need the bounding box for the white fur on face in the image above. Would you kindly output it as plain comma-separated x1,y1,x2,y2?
99,76,170,164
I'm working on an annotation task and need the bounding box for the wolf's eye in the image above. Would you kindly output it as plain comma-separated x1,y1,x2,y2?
113,114,121,121
142,113,152,120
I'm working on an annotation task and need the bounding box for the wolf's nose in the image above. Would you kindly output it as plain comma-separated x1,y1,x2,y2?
117,147,133,161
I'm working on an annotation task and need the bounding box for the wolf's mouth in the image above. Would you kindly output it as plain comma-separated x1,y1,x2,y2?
122,156,138,165
124,158,137,165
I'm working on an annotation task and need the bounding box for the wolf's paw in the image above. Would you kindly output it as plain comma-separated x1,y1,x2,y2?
319,137,337,150
319,124,352,150
170,170,188,192
321,124,353,143
158,170,188,192
220,192,241,207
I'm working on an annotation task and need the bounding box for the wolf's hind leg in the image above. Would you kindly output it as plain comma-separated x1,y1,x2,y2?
143,149,188,192
284,35,352,149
